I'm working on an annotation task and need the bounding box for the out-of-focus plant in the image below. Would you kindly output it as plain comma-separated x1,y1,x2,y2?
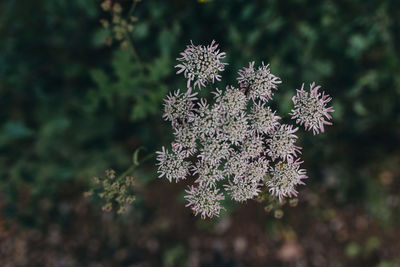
156,41,334,219
87,0,170,121
2,0,400,264
256,190,299,219
87,49,169,120
99,0,140,50
85,169,136,214
85,147,154,214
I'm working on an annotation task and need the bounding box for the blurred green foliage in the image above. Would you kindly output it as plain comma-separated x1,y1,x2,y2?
1,0,400,265
87,49,170,120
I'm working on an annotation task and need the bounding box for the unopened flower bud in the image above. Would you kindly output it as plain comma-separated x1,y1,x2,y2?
102,202,112,212
100,19,109,28
104,36,112,46
112,15,121,24
274,209,284,219
113,3,122,13
115,32,124,41
289,198,299,207
101,0,111,11
127,24,134,32
264,204,274,213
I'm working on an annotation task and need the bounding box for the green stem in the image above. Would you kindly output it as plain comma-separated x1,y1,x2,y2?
117,152,155,180
118,164,137,181
128,0,140,16
125,33,144,73
138,152,156,165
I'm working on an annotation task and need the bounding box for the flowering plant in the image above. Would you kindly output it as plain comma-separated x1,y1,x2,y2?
157,41,334,219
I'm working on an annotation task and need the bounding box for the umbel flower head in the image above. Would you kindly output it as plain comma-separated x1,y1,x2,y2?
157,41,334,219
85,169,136,214
185,185,224,219
156,146,190,183
175,40,227,89
267,159,308,202
162,88,198,128
266,124,301,163
290,82,334,135
224,177,261,202
249,102,281,135
237,61,282,102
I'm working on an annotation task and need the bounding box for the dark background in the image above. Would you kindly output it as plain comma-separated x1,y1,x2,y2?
1,0,400,266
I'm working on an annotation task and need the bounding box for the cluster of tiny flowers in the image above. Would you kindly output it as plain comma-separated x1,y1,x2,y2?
156,146,190,183
175,40,227,89
157,41,334,219
266,124,302,163
266,160,307,202
290,82,335,135
184,185,224,218
237,61,282,102
99,0,140,49
85,169,136,214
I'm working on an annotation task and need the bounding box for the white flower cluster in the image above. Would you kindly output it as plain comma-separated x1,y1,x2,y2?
175,40,227,89
157,41,334,219
237,61,282,102
290,82,335,135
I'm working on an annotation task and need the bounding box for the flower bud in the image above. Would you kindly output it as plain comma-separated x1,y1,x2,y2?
100,19,109,29
101,0,111,11
274,209,284,219
113,3,122,14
